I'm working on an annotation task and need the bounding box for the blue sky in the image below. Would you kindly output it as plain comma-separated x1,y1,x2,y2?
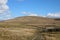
0,0,60,20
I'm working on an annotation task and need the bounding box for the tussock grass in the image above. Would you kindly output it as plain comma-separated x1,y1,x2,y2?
0,16,60,40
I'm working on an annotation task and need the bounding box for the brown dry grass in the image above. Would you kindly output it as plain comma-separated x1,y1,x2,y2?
0,28,38,40
0,16,60,40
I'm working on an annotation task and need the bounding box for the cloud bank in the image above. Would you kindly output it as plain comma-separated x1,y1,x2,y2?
0,0,12,20
0,0,9,14
21,11,60,18
21,11,39,16
47,12,60,18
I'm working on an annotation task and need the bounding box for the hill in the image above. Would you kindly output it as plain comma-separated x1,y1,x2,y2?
0,16,56,28
0,16,60,40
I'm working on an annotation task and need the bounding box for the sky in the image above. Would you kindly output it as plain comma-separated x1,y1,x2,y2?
0,0,60,20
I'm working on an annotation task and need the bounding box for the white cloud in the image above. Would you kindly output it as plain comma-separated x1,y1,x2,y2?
0,0,7,4
0,5,9,14
21,11,27,14
47,12,60,18
0,0,9,14
28,13,38,16
0,0,12,20
0,11,12,20
22,11,60,18
21,11,39,16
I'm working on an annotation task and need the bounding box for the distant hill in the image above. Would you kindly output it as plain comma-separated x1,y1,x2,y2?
0,16,57,28
0,16,60,27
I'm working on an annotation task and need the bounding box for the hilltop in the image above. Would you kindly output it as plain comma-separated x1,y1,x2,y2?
0,16,57,28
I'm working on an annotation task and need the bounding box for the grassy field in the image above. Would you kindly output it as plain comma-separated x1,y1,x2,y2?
0,27,60,40
0,16,60,40
0,28,38,40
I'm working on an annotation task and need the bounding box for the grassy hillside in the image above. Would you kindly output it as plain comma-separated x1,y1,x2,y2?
0,16,56,28
0,16,60,40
